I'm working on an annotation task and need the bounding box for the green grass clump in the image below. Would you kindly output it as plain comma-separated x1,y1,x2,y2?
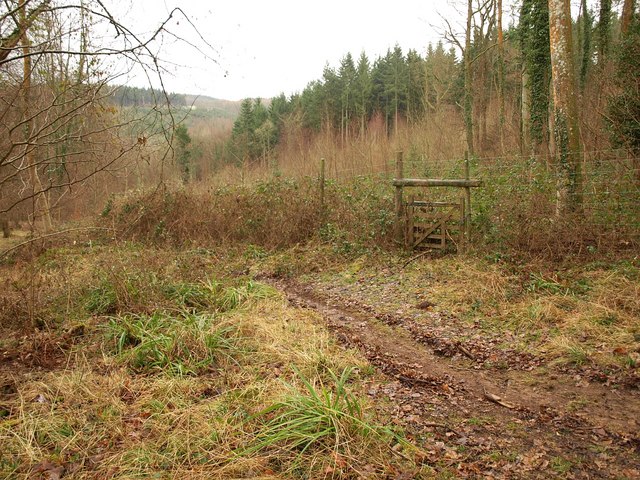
105,311,238,375
162,279,220,311
163,278,276,313
85,280,118,314
216,279,276,312
245,367,398,458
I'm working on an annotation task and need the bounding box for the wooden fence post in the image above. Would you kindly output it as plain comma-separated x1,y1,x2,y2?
319,157,325,213
394,151,404,246
464,151,472,252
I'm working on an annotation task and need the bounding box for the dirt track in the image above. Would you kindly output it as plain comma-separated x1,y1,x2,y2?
273,278,640,479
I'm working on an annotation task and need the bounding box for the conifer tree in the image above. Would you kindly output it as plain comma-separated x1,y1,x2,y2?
387,45,408,133
269,93,291,144
322,65,341,131
174,125,192,184
354,52,372,137
338,53,357,142
406,49,426,123
299,81,324,132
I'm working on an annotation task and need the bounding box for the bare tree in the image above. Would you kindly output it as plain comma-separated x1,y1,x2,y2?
0,1,209,230
441,0,498,157
497,0,505,153
464,0,474,156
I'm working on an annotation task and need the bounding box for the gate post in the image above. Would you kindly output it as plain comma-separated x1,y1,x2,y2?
464,151,472,251
394,151,404,246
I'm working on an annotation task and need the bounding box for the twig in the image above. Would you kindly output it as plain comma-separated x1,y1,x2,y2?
402,249,431,269
0,227,114,258
456,343,476,360
483,389,516,409
421,422,460,436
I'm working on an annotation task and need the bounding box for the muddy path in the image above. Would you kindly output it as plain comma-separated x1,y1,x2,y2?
271,278,639,479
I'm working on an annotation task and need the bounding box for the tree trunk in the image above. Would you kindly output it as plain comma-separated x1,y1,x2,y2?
20,1,52,230
548,0,583,214
497,0,506,153
621,0,636,36
521,68,531,155
598,0,612,62
464,0,474,156
579,0,591,91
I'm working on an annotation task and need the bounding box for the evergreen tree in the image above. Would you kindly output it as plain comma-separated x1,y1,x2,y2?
354,51,372,136
322,64,342,130
269,93,291,144
371,46,408,134
406,49,426,123
299,81,324,132
338,53,357,141
229,98,272,163
232,98,254,160
387,45,408,133
371,54,392,131
424,42,458,110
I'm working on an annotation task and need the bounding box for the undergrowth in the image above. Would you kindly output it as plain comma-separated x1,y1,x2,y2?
106,176,395,251
101,154,639,260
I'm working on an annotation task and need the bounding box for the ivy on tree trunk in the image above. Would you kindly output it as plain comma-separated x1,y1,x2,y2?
548,0,584,214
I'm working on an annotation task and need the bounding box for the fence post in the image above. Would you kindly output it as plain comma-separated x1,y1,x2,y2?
319,157,325,213
394,150,404,246
464,151,472,252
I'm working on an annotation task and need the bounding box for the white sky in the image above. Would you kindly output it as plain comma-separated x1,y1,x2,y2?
116,0,597,101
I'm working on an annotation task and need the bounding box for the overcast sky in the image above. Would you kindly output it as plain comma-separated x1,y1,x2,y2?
117,0,595,101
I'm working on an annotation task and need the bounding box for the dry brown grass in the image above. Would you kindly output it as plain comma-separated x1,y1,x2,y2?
398,254,640,369
0,244,418,479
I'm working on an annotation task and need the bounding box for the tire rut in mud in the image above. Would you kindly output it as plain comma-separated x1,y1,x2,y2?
272,279,640,479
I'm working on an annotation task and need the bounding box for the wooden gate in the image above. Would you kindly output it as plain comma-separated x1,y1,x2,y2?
405,197,465,250
392,151,483,252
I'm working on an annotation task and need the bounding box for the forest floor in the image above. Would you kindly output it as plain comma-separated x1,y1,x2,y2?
0,240,638,479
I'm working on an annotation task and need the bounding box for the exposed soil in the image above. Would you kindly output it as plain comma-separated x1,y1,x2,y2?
271,278,640,479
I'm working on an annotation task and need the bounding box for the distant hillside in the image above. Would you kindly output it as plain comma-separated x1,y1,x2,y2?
108,86,243,121
109,85,187,108
183,95,242,120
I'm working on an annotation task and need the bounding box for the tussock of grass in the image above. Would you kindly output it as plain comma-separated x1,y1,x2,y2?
104,311,239,375
216,279,277,312
244,367,397,459
548,336,593,367
162,279,220,311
